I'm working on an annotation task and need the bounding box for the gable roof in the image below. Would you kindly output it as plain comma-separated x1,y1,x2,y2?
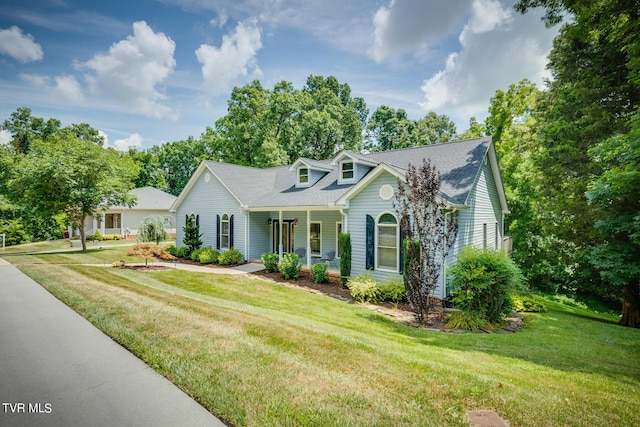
172,137,504,211
112,187,176,210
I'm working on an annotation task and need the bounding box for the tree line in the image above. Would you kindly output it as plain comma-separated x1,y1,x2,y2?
1,0,638,326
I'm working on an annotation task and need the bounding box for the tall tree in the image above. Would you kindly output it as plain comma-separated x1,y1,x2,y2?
413,111,457,144
155,136,214,196
515,0,640,246
394,158,459,324
365,106,415,152
585,112,640,327
8,132,138,251
516,0,640,323
1,107,60,154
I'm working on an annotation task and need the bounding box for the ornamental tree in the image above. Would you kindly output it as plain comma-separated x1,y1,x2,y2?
394,158,458,324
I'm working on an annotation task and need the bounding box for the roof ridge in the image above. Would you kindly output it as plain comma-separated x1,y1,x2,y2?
362,136,491,157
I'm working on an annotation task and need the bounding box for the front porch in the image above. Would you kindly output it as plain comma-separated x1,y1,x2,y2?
247,209,344,272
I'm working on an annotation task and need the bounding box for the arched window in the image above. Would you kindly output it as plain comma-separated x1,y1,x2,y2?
221,213,230,249
377,213,398,271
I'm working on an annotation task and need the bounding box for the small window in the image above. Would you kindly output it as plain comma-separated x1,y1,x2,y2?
310,222,321,256
221,213,230,249
299,168,309,184
377,213,398,271
341,162,354,180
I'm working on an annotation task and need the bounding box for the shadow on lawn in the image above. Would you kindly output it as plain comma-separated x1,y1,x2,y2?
357,305,640,383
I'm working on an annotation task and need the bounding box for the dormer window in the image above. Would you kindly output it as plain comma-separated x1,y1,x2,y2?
341,162,354,180
299,168,309,185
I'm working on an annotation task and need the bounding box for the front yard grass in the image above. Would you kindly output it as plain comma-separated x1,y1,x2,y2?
15,262,640,427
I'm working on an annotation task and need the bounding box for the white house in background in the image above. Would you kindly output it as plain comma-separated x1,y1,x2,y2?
171,137,510,300
75,187,177,238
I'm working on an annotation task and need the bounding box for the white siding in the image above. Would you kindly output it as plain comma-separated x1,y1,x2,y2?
175,171,246,259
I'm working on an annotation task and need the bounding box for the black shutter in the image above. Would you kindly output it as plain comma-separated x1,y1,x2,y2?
185,214,188,225
216,214,221,250
366,215,375,270
399,226,405,274
229,215,234,248
196,214,200,226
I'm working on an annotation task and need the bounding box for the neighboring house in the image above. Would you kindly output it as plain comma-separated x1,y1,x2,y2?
77,187,177,238
171,137,509,299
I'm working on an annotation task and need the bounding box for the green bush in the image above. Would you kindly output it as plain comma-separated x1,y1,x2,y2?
448,247,525,324
278,252,301,280
512,295,547,312
339,233,352,287
88,230,103,241
446,310,489,331
347,272,380,303
378,277,407,304
165,244,178,257
311,262,328,284
190,248,205,262
261,252,279,273
218,248,243,265
176,246,190,258
199,247,220,264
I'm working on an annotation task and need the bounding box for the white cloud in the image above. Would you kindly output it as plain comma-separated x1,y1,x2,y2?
210,10,228,28
420,1,556,127
0,129,12,145
19,73,84,103
195,18,262,99
80,21,176,119
112,133,143,151
369,0,468,62
98,130,109,147
52,75,84,103
0,26,43,63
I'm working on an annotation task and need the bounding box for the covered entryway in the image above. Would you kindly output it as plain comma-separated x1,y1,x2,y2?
272,220,295,253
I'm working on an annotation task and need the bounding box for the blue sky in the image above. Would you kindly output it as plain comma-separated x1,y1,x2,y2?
0,0,557,151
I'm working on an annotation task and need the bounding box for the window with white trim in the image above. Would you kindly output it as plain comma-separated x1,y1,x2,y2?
221,213,230,249
341,161,354,180
310,222,321,256
298,168,309,185
377,213,398,271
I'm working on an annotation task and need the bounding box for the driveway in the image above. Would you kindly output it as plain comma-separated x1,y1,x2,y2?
0,259,226,427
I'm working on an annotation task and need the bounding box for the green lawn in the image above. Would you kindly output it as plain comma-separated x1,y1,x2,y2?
11,254,640,427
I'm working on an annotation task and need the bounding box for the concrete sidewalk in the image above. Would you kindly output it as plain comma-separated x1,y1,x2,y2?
0,261,226,427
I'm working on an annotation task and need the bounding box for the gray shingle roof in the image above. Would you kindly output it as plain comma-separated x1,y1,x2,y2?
203,137,491,208
114,187,177,210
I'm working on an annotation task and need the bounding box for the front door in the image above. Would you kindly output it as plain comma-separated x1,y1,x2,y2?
273,220,295,253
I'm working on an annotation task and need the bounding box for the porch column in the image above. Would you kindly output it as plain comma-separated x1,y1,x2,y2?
92,218,97,234
306,210,311,270
278,210,283,260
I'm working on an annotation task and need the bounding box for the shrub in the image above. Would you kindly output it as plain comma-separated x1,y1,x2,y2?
347,272,380,303
102,234,121,241
165,244,178,257
278,252,301,280
199,247,219,264
89,230,103,241
126,243,174,264
183,214,203,252
176,246,190,258
446,310,489,331
190,248,205,262
261,252,279,273
448,247,525,324
311,262,328,284
378,277,407,304
512,295,547,312
218,248,243,265
339,233,352,287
